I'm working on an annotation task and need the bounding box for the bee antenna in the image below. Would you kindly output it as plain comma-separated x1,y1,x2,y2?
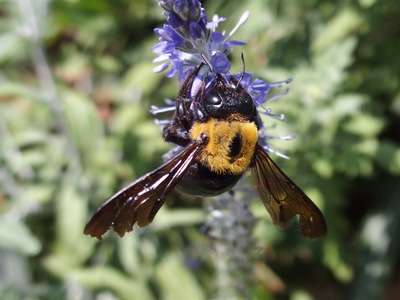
236,52,246,90
200,53,222,82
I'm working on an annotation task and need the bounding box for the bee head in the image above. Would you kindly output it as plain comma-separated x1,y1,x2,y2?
193,53,256,120
201,78,256,119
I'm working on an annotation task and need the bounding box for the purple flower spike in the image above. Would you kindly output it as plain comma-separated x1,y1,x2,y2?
153,0,293,158
153,4,251,81
153,2,290,110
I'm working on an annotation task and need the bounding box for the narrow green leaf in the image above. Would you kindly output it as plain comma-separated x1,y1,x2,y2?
0,216,41,255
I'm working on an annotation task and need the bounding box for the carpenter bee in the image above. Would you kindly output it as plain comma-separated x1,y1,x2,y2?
84,59,327,240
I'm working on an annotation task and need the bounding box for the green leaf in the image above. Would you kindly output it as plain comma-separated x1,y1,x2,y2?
0,32,28,63
71,266,155,300
49,182,94,270
152,209,205,231
323,240,353,282
0,216,41,255
312,8,363,53
155,253,205,300
62,89,105,165
344,114,385,137
375,141,400,175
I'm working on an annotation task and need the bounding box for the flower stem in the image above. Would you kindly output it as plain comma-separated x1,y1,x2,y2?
205,188,255,300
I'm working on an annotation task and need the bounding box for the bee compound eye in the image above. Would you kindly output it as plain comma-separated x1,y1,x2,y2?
204,90,222,106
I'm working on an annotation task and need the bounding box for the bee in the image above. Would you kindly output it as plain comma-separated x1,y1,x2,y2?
84,59,327,240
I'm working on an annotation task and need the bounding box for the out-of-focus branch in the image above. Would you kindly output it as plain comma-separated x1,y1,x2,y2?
15,0,83,175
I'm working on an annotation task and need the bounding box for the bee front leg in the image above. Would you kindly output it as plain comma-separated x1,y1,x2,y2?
163,122,191,146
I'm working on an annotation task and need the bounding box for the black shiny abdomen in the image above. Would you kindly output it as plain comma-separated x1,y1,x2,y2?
177,162,243,197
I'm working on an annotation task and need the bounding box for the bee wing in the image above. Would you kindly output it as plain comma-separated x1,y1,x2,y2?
84,139,204,239
251,145,327,238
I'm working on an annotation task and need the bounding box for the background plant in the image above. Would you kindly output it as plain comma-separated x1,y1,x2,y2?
0,0,399,299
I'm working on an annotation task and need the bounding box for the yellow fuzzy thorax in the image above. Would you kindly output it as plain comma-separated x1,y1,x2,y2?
190,118,258,174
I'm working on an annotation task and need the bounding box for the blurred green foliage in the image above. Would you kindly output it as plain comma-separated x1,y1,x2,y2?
0,0,399,299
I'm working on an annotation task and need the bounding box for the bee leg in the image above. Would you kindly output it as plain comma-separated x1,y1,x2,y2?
191,102,207,122
163,122,191,146
176,100,192,130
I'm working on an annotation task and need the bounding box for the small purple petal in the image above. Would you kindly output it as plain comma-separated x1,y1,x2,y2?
198,8,207,32
233,72,253,89
153,63,170,73
188,0,201,21
166,65,178,78
189,21,203,39
166,25,184,45
167,12,184,28
252,78,272,94
158,0,174,12
210,32,224,42
188,0,200,9
152,54,169,63
163,42,178,53
155,25,184,47
226,40,247,47
154,26,174,42
190,75,204,99
166,58,184,78
173,0,187,11
247,78,275,106
210,52,231,73
230,72,284,106
173,0,189,19
151,41,168,54
208,15,226,31
154,28,167,40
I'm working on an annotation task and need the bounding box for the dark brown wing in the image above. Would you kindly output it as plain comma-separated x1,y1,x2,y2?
84,139,205,239
251,145,327,238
